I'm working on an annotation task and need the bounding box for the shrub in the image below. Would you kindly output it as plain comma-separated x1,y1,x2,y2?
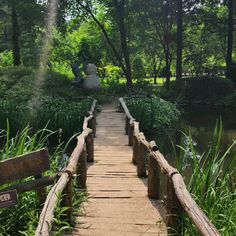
125,96,180,133
103,64,122,81
0,50,13,68
161,77,235,106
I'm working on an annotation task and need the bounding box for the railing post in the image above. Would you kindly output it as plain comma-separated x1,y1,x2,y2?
77,145,87,188
125,116,129,135
166,177,183,235
128,122,134,146
132,133,139,164
89,116,96,137
62,177,73,223
86,133,94,163
148,154,160,199
137,141,147,177
34,173,47,205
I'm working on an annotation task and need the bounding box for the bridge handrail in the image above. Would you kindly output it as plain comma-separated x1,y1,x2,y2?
35,99,97,236
119,97,220,236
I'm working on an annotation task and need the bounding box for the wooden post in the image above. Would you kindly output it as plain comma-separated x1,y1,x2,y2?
166,177,183,235
132,134,139,164
62,177,73,223
34,174,47,205
77,146,87,188
128,123,134,146
125,116,129,135
137,141,147,177
148,155,160,199
89,116,96,137
86,133,94,163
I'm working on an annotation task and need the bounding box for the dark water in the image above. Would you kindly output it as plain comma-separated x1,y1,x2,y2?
157,105,236,167
152,105,236,195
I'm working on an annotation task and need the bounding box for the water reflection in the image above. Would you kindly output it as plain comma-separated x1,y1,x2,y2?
156,105,236,168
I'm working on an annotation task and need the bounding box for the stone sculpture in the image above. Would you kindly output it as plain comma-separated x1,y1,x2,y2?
83,64,101,90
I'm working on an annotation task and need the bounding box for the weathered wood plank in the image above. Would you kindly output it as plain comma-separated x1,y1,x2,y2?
73,102,167,236
0,149,49,185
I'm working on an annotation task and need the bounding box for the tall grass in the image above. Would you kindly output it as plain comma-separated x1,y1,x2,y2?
175,121,236,235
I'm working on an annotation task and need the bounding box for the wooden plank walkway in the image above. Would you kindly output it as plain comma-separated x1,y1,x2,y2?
71,103,167,236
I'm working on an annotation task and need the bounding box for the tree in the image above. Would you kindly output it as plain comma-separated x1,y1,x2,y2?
76,0,133,86
226,0,233,68
176,0,183,80
10,0,21,65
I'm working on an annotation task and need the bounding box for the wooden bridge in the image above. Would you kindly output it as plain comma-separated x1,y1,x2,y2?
35,98,221,236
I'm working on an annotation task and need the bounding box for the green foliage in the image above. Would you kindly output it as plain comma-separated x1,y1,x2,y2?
103,64,122,81
20,32,39,67
36,96,92,140
0,66,93,139
0,50,13,67
132,57,146,80
161,77,235,106
176,121,236,235
125,96,180,133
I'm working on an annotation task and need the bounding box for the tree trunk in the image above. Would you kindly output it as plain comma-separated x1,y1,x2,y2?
165,53,171,90
176,0,183,81
11,3,21,65
226,0,233,68
154,64,157,84
114,0,133,86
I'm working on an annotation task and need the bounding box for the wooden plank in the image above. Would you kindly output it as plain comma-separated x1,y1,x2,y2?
1,175,56,193
72,102,167,236
0,149,49,185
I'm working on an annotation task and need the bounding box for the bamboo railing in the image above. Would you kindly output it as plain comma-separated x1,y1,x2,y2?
119,97,221,236
35,99,97,236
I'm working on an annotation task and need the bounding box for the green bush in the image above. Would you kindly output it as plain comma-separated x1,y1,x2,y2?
161,77,235,106
125,96,180,133
0,50,13,68
103,64,122,81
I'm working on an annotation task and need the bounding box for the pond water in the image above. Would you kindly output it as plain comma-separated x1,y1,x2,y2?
157,105,236,169
153,105,236,195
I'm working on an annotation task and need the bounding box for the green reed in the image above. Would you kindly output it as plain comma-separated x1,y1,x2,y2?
175,120,236,235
